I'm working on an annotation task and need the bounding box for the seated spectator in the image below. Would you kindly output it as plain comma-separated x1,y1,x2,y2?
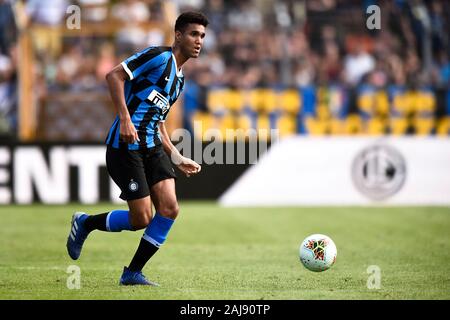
25,0,69,59
111,0,151,52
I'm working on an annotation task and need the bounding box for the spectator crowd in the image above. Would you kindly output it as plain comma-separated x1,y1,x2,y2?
0,0,448,139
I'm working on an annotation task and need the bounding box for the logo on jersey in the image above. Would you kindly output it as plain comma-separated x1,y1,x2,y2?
148,89,170,113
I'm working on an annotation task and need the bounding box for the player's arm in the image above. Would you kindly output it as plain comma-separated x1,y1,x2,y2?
105,64,139,144
158,121,201,177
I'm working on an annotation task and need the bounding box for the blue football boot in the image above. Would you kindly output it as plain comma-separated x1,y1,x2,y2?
119,267,160,286
66,212,90,260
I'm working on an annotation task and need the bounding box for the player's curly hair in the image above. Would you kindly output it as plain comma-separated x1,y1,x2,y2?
175,11,209,33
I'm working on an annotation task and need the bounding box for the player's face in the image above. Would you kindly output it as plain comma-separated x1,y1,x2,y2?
177,24,206,58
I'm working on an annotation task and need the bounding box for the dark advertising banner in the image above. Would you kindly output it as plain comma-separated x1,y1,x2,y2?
0,141,270,204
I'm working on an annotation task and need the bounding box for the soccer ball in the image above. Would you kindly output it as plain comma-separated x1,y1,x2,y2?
299,234,337,272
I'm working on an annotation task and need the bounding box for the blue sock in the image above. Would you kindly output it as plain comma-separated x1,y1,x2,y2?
142,213,175,247
106,210,132,232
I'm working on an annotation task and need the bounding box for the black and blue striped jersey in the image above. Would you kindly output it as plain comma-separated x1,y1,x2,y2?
106,46,185,150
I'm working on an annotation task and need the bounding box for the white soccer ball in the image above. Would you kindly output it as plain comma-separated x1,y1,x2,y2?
299,234,337,272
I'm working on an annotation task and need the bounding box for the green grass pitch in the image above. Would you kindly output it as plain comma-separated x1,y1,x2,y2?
0,202,449,300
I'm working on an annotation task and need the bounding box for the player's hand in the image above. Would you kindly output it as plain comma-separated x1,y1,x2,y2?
175,156,201,177
120,119,139,144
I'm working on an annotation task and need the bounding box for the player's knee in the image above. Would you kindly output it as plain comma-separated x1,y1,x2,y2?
130,208,153,230
158,202,179,220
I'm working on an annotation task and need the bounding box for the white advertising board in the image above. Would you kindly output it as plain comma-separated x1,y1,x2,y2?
219,137,450,206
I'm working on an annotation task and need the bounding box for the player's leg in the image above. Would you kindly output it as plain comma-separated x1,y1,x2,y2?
67,147,150,260
120,178,177,286
143,178,178,257
130,179,178,265
118,196,162,286
67,208,135,260
66,206,146,261
119,145,177,286
83,196,152,233
127,196,153,230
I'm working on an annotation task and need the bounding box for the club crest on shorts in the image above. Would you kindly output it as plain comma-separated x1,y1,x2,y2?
128,179,139,192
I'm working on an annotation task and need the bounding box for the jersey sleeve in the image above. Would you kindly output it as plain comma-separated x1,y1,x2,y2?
121,47,168,80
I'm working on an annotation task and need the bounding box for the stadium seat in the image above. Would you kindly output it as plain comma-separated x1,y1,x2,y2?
207,90,226,113
420,92,436,112
218,114,235,139
257,114,271,140
276,114,297,137
234,112,254,140
392,93,409,116
366,117,386,135
237,112,253,130
357,93,372,115
191,111,214,141
249,89,277,114
316,104,330,120
436,117,450,136
304,117,329,135
413,117,435,136
374,91,389,116
357,91,388,118
343,114,362,135
390,117,408,135
329,118,344,135
223,89,245,112
411,91,434,114
278,89,301,114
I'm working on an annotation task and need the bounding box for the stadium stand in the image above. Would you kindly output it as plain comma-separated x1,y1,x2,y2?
0,0,448,141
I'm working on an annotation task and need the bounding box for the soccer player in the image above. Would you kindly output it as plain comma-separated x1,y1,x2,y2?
66,11,208,286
